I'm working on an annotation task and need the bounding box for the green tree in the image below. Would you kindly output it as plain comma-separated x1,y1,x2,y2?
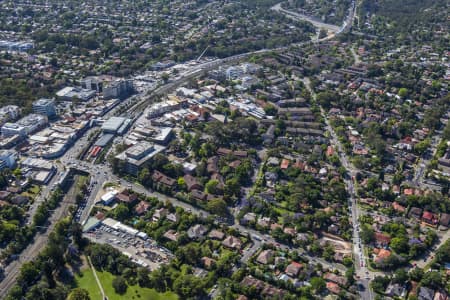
17,262,40,287
322,244,335,261
205,179,220,194
161,73,169,83
409,267,424,281
177,177,187,191
345,267,355,286
420,271,442,289
137,267,150,288
390,237,409,254
435,240,450,263
264,104,277,116
371,276,390,294
310,277,326,293
67,288,91,300
6,285,23,300
173,274,204,298
138,168,151,186
112,276,128,295
398,88,408,99
392,269,408,284
113,203,130,221
206,198,228,216
442,122,450,140
12,168,22,177
360,224,375,244
414,139,431,155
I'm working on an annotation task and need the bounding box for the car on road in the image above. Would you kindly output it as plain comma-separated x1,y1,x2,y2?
252,234,262,241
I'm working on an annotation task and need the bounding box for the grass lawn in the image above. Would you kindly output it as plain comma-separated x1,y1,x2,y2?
76,268,178,300
28,185,41,194
103,182,120,189
20,184,41,198
273,205,292,217
76,266,103,300
75,175,89,193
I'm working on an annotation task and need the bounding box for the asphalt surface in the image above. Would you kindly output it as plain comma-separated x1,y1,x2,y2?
304,77,375,300
271,3,340,33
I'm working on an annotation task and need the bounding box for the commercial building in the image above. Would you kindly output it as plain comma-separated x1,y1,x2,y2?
101,217,146,238
132,126,173,145
32,98,57,118
100,190,118,206
147,100,182,118
0,40,33,52
81,76,134,100
1,123,26,137
115,141,165,175
21,157,55,171
94,133,115,148
83,217,101,232
81,75,115,92
103,79,134,100
0,150,17,170
21,157,56,184
101,117,131,134
1,114,48,137
25,119,89,159
0,105,20,124
56,87,96,102
0,135,22,150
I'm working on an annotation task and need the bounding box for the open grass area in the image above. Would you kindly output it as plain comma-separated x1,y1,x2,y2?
103,181,120,189
76,268,178,300
76,266,103,300
75,175,89,193
20,184,41,198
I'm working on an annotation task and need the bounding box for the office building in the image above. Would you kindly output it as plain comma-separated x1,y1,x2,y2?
81,76,134,100
2,114,48,137
115,141,165,175
56,87,96,102
33,98,57,118
0,150,17,170
0,105,20,124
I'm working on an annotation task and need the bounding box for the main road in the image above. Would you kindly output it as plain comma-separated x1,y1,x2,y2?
271,3,340,33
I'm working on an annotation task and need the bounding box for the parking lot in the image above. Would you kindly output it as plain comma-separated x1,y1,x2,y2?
84,225,173,270
73,181,95,223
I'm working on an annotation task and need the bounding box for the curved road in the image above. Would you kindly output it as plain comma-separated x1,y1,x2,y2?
271,3,340,33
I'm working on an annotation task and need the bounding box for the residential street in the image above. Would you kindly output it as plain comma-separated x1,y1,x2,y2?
304,77,376,300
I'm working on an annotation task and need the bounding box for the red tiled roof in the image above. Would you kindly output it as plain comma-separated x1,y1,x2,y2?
375,249,391,262
326,282,341,294
392,202,406,212
116,191,138,203
404,188,414,196
374,232,391,245
280,159,290,169
135,201,150,215
326,146,334,156
422,211,435,220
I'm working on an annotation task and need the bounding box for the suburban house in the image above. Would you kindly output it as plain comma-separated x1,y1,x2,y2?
285,261,303,277
222,236,242,250
135,200,150,215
